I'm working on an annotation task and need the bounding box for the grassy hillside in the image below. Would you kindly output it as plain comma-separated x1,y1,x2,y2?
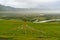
0,19,60,40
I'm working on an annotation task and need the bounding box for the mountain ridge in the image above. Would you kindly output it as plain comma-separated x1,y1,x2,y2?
0,4,60,11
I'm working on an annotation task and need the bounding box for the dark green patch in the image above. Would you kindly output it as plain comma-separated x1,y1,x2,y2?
0,37,13,40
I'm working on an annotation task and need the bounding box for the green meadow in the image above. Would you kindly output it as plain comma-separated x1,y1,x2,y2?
0,19,60,40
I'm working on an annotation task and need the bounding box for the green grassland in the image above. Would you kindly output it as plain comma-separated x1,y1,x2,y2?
0,19,60,40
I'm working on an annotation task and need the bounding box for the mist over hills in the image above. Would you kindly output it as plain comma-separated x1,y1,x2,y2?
0,4,53,11
0,4,60,15
0,4,60,11
0,4,32,11
0,5,15,11
0,4,60,20
0,4,41,17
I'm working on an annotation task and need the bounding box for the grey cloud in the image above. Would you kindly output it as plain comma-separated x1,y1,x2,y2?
0,0,60,9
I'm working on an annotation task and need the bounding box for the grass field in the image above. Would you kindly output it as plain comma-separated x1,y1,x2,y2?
0,19,60,40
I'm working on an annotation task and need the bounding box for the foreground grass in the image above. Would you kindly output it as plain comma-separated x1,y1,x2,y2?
0,19,60,40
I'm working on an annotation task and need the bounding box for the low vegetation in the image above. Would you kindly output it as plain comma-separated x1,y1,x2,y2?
0,19,60,40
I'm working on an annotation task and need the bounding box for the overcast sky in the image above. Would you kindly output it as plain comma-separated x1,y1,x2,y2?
0,0,60,9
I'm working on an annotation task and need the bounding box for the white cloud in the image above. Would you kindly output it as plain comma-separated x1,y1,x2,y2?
0,0,59,8
15,0,58,3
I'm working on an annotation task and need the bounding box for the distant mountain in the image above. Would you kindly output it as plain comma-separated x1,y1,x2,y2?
0,5,16,11
0,4,43,11
0,4,60,11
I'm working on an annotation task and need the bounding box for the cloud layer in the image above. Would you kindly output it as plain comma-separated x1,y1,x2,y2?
0,0,60,9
